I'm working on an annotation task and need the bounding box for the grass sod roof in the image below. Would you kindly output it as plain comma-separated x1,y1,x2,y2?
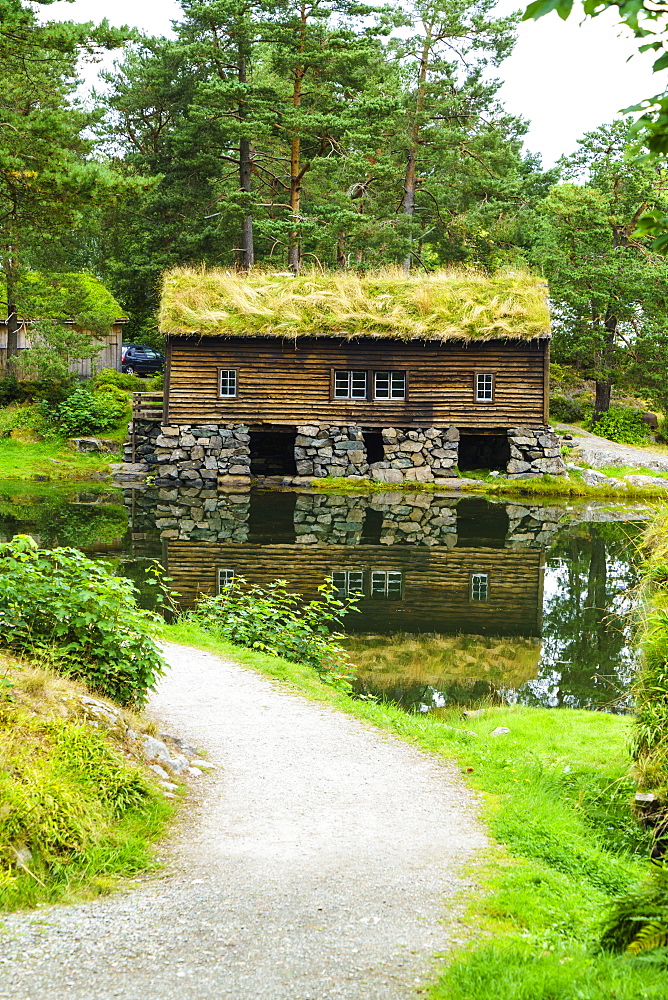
159,267,550,342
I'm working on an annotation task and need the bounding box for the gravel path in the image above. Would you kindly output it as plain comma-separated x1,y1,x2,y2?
0,642,486,1000
557,423,668,471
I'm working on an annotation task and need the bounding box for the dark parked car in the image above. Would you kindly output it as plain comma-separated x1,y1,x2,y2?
121,343,164,377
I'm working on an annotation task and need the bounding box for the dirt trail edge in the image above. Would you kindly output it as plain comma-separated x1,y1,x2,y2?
0,642,487,1000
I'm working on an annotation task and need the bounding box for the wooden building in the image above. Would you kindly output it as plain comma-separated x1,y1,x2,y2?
164,540,544,637
0,273,127,376
144,267,566,485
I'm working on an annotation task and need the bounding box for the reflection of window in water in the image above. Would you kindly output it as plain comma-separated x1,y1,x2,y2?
470,572,489,602
332,570,365,599
218,568,235,593
371,571,403,600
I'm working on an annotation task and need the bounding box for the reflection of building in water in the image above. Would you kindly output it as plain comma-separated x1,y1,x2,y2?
128,487,553,636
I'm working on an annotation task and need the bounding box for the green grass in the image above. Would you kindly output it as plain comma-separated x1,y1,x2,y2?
311,472,668,499
162,622,668,999
160,265,550,342
0,656,172,910
0,438,119,480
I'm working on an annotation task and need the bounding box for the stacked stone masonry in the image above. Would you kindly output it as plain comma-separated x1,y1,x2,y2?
127,487,564,551
125,419,566,484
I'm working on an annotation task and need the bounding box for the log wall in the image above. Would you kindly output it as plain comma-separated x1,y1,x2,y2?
165,335,548,429
165,541,544,636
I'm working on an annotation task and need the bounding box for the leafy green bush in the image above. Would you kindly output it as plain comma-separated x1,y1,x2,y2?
37,386,127,438
0,375,28,407
181,577,358,690
550,393,586,423
145,371,164,391
0,535,165,705
590,407,651,446
93,368,144,392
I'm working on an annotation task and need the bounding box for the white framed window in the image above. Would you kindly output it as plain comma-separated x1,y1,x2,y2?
374,371,406,400
217,568,235,592
470,572,489,602
371,571,403,600
475,373,494,402
331,570,365,599
219,369,237,397
334,370,367,399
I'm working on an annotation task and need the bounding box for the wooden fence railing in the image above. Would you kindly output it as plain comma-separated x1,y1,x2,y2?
132,392,164,420
130,392,164,463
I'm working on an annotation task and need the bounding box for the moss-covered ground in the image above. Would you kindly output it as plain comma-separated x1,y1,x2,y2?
0,653,173,911
162,622,668,999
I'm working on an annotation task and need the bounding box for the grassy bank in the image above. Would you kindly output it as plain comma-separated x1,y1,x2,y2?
311,472,668,499
0,653,172,910
0,438,119,480
163,622,668,998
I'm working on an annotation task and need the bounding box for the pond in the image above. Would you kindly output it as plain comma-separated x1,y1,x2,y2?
0,482,649,714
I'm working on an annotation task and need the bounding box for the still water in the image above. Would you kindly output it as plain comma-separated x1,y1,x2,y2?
0,483,649,713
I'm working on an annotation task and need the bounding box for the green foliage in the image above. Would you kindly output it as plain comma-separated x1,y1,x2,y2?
550,393,585,423
0,681,169,910
0,535,165,706
39,386,127,438
181,576,358,690
590,407,652,446
600,863,668,954
0,375,28,407
17,273,123,337
93,368,144,392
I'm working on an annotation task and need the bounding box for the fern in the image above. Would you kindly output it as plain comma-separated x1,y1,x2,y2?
628,920,668,954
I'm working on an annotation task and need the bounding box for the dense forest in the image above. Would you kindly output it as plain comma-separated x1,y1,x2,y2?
4,0,668,416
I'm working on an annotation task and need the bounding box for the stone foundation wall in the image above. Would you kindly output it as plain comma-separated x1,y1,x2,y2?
295,425,369,478
507,427,566,477
371,426,459,484
126,419,252,486
122,419,564,484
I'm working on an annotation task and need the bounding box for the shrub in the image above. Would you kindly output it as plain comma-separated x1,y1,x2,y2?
93,368,144,392
38,386,127,438
145,371,164,391
0,375,28,407
590,407,651,446
181,576,358,690
550,393,586,423
600,863,668,954
0,535,165,706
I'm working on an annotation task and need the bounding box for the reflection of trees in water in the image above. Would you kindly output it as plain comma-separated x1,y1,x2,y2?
352,678,499,713
0,494,127,550
519,522,641,711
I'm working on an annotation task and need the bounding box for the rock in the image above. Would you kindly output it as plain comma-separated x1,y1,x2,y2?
69,437,120,454
489,727,510,737
463,709,486,718
371,468,403,483
189,758,218,770
159,781,179,792
187,766,203,777
635,791,657,804
150,763,171,781
507,459,531,474
624,474,668,489
142,735,173,767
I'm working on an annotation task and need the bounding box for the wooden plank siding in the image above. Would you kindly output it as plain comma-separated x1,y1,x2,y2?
165,336,549,429
0,320,126,376
165,541,544,637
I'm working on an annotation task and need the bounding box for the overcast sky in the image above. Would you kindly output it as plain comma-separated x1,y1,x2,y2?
45,0,662,167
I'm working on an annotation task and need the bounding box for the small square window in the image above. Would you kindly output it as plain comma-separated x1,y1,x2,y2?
218,568,235,592
334,370,367,399
471,572,489,602
371,570,403,600
375,372,406,400
332,570,365,599
219,369,237,397
476,373,493,402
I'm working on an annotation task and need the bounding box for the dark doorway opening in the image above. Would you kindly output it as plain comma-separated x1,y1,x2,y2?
249,430,297,476
361,506,384,544
363,431,384,465
456,498,509,548
458,434,510,472
248,491,297,543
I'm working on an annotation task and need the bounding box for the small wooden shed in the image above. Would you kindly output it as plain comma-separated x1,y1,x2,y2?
0,272,127,377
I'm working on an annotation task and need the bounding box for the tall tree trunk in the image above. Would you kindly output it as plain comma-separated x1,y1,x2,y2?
288,6,307,275
4,260,19,362
401,25,432,275
237,41,254,271
592,313,617,421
